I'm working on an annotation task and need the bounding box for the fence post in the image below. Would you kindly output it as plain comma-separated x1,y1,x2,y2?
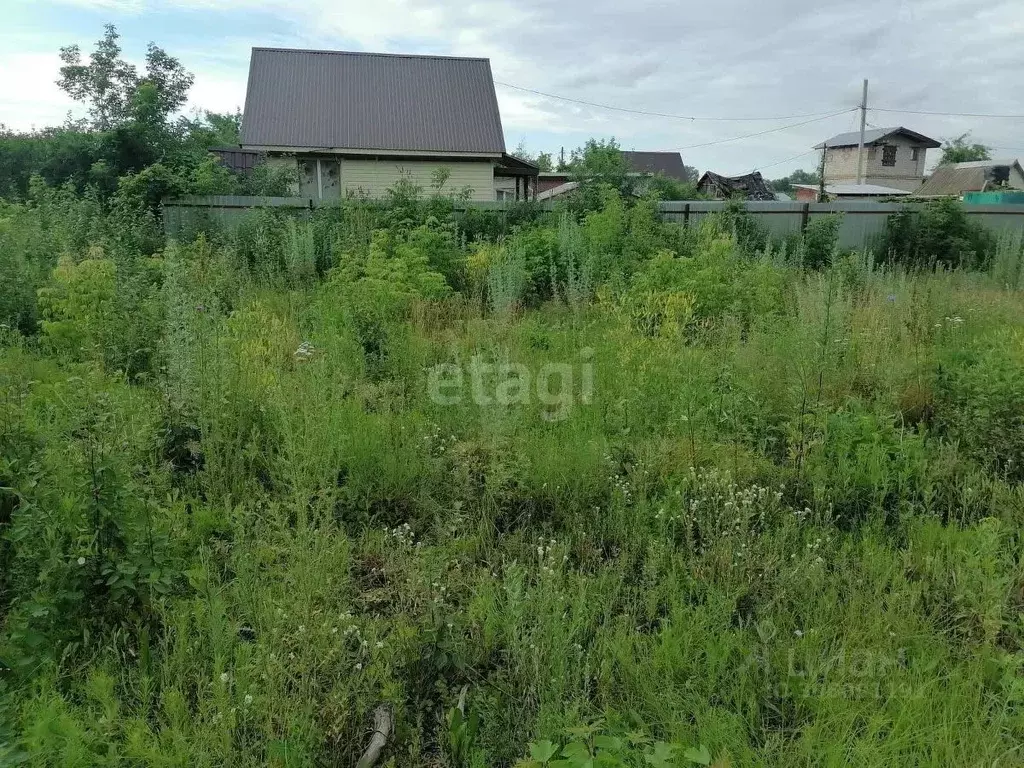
683,202,690,228
801,202,810,233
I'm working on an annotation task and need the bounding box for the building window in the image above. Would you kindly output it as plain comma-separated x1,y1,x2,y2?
911,147,921,162
882,145,897,167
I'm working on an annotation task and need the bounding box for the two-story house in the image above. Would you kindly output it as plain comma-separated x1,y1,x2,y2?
815,127,941,192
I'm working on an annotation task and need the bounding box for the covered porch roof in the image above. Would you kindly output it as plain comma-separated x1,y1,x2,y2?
494,153,540,177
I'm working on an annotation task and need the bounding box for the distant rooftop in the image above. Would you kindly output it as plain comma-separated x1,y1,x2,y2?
621,151,689,181
794,183,912,196
947,159,1020,169
916,159,1024,196
815,127,941,150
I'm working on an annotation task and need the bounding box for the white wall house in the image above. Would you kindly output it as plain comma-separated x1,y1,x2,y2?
816,127,941,192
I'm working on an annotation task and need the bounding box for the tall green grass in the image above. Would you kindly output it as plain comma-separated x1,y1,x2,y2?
2,190,1024,766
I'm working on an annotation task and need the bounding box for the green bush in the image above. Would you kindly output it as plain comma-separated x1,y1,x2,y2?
932,333,1024,482
623,227,787,337
801,214,842,270
882,198,995,270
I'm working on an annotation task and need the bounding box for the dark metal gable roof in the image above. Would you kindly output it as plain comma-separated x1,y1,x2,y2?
622,151,688,180
240,48,506,154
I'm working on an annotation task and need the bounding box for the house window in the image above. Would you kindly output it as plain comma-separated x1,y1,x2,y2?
882,145,897,167
911,147,921,162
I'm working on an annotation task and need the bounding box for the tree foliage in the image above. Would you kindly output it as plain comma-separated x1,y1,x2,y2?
58,24,194,131
939,133,991,165
2,26,288,207
770,168,820,194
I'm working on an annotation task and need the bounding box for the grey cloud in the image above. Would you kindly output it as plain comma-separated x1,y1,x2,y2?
471,0,1024,173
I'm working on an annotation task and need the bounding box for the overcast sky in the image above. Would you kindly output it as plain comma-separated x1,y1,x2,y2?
3,0,1023,177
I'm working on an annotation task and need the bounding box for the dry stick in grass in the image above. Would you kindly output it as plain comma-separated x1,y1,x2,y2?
355,704,393,768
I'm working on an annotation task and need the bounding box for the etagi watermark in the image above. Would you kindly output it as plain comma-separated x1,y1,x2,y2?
427,348,594,421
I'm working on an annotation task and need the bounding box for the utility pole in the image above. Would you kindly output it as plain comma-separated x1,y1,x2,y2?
856,79,869,185
817,148,827,203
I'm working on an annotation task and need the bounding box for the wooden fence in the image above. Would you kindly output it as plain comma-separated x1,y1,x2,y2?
163,196,1024,251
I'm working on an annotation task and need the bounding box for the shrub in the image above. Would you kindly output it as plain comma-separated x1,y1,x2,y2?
882,198,995,270
700,199,770,258
932,333,1024,482
38,253,119,362
624,230,787,337
801,214,842,270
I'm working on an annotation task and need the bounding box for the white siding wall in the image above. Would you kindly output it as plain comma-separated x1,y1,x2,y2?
341,159,495,201
261,155,497,200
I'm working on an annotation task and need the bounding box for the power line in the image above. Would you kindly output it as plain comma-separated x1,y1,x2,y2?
499,77,1024,122
872,107,1024,119
664,109,857,151
494,80,851,122
753,148,820,173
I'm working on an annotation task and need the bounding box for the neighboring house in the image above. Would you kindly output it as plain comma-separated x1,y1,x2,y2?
238,47,537,202
815,127,940,192
792,183,913,202
621,151,693,182
696,171,776,201
915,159,1024,197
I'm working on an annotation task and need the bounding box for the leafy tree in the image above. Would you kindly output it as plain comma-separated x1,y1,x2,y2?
58,24,194,131
645,173,699,201
939,134,991,165
511,141,554,172
58,24,139,130
139,41,194,118
0,126,103,198
569,138,629,188
770,168,820,194
533,152,554,172
198,110,242,146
